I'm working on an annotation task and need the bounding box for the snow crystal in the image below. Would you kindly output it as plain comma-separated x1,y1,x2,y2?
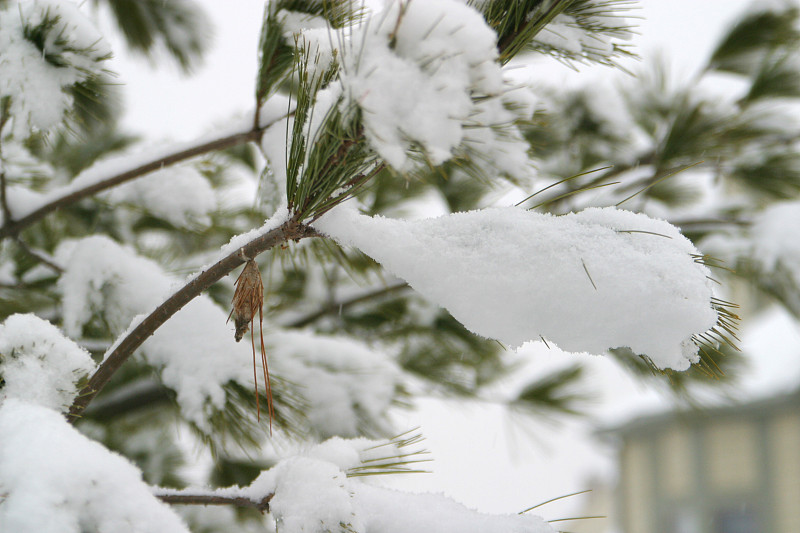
266,456,358,533
533,8,633,64
269,331,400,438
0,0,111,135
353,484,553,533
56,235,173,337
0,399,191,533
339,0,505,171
314,205,718,370
219,207,291,256
0,314,95,412
104,165,217,229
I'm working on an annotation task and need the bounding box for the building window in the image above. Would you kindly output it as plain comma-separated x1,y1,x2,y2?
713,504,759,533
665,507,701,533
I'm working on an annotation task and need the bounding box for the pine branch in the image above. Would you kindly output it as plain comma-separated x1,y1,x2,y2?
155,491,273,513
67,218,321,423
496,0,572,63
0,116,290,240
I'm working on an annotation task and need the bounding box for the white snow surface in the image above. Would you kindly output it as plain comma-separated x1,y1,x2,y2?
0,399,191,533
0,0,111,136
701,200,800,314
532,6,634,64
56,234,400,436
160,437,554,533
339,0,530,175
103,165,217,229
314,204,719,370
57,235,172,337
269,331,400,438
0,314,96,412
750,200,800,283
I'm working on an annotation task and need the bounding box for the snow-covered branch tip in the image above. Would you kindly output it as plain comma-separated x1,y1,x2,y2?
155,492,273,513
66,217,320,424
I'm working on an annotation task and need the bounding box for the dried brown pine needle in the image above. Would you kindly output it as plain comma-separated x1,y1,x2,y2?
229,259,263,342
227,256,274,430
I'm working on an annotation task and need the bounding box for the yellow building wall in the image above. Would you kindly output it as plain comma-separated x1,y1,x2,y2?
658,424,692,498
705,419,758,493
622,438,653,533
770,412,800,533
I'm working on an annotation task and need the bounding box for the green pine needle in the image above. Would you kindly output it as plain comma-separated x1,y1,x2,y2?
347,429,433,477
519,489,592,514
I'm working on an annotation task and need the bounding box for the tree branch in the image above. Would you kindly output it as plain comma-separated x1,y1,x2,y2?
155,491,273,513
67,217,321,423
0,116,290,240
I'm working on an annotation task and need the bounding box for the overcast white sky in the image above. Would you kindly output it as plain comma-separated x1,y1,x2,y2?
106,0,785,528
112,0,755,141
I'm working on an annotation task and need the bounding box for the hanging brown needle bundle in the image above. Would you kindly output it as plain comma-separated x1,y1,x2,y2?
228,256,274,429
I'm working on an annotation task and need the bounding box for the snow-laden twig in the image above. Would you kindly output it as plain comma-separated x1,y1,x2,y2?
0,116,290,239
285,280,409,328
66,217,321,423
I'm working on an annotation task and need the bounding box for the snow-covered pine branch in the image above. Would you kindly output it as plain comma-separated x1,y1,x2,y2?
4,0,785,532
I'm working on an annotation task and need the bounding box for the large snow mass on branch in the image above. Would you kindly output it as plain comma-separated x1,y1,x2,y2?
0,399,191,533
314,205,718,370
0,0,111,135
0,314,96,412
339,0,531,175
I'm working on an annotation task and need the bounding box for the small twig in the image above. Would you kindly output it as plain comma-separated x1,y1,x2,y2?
0,168,12,227
615,161,703,207
155,492,273,514
13,238,64,273
286,280,409,328
67,218,321,423
670,217,751,229
83,379,173,421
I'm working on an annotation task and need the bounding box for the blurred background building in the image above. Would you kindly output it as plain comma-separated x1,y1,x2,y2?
606,388,800,533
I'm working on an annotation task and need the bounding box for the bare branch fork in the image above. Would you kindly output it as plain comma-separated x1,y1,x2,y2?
67,217,321,423
0,113,291,240
155,491,273,513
